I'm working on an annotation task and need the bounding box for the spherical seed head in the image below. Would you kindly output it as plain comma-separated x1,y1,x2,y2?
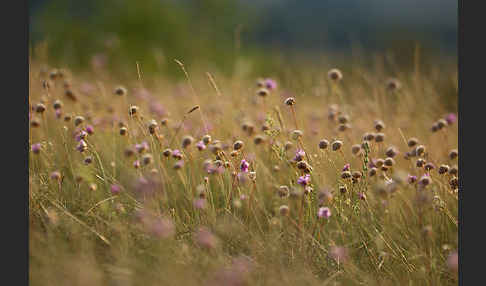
375,133,385,142
352,171,362,179
296,160,309,170
438,164,450,174
341,171,352,179
437,119,447,129
328,68,343,81
449,165,458,176
449,177,459,190
449,149,458,160
114,86,127,96
142,153,153,165
416,158,426,168
119,127,128,136
375,158,385,167
386,78,401,91
64,89,77,101
424,162,435,171
233,140,244,150
172,149,183,160
256,78,265,88
431,123,439,132
148,119,158,129
351,144,361,155
257,88,269,97
291,130,303,140
407,174,418,184
368,167,377,177
173,160,185,170
76,140,88,152
415,145,426,156
418,174,431,186
202,134,212,145
297,174,311,186
384,157,395,167
74,116,85,126
35,103,46,113
363,132,375,141
279,205,290,216
338,114,349,124
385,146,398,158
129,105,139,116
318,139,329,150
162,148,172,157
284,97,296,106
407,138,419,148
374,120,385,132
317,207,331,219
337,123,351,132
278,186,289,198
339,185,347,194
182,135,194,148
331,140,343,151
30,118,40,128
84,156,93,165
253,135,265,145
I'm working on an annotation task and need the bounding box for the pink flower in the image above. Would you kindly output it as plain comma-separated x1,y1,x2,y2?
317,207,331,219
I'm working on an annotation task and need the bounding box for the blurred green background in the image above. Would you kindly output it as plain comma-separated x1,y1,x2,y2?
29,0,457,77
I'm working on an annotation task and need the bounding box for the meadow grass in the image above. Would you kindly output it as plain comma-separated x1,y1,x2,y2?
29,58,458,285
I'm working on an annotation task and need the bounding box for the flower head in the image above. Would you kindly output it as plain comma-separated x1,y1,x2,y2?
264,78,277,90
31,143,41,154
445,113,457,125
110,184,121,195
342,163,350,172
196,141,206,151
297,174,311,186
293,149,306,162
317,207,331,219
240,159,250,173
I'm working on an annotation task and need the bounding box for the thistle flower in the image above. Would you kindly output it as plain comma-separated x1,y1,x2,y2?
265,78,277,90
328,68,343,81
119,127,128,136
415,145,426,156
135,141,149,153
35,103,46,113
331,140,343,151
338,114,349,124
291,130,303,140
193,198,206,210
342,163,350,172
385,146,398,158
142,153,153,166
407,175,418,184
110,184,121,195
297,174,311,186
85,125,94,135
172,149,183,160
196,141,206,151
76,140,88,152
293,149,306,162
438,164,450,174
445,113,457,125
182,135,194,148
431,122,439,132
84,156,93,165
129,105,139,116
30,118,40,128
339,185,347,194
363,132,375,141
449,165,458,176
317,207,331,219
233,140,244,150
424,162,435,171
75,130,88,142
374,120,385,131
407,138,419,148
449,149,458,160
195,227,219,250
416,158,426,168
148,119,158,134
284,97,296,106
319,139,329,149
418,174,431,186
351,144,361,156
174,160,185,170
202,134,212,145
446,251,458,273
240,159,250,173
50,171,61,181
384,157,395,167
114,86,127,96
133,160,140,169
256,88,269,97
329,246,349,263
375,133,385,142
437,119,447,129
341,171,352,179
368,167,377,177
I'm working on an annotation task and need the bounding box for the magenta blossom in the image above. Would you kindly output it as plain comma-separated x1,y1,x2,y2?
407,175,418,184
317,207,331,219
297,174,311,186
75,130,88,142
76,140,88,152
445,113,457,125
110,184,121,195
31,143,41,154
265,78,277,90
240,159,250,173
293,149,306,162
86,125,94,135
342,163,350,171
196,141,206,151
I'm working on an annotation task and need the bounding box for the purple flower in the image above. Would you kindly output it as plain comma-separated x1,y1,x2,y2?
407,175,418,184
293,149,306,162
445,113,457,125
55,109,62,119
368,159,377,169
264,78,277,90
86,125,94,135
149,218,175,239
342,163,350,172
76,140,88,152
149,102,167,117
317,207,331,219
133,160,140,169
196,141,206,151
110,184,121,195
297,174,311,186
31,143,41,154
240,159,250,173
75,130,88,142
193,198,206,210
135,141,149,153
172,149,183,160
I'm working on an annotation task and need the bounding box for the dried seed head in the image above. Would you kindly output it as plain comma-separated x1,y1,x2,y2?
449,149,458,160
257,88,269,97
374,120,385,132
279,205,290,216
284,97,296,106
375,133,385,142
148,119,158,134
415,145,426,156
449,165,458,176
385,146,398,158
319,139,329,150
341,171,352,179
375,158,385,167
162,148,172,157
254,135,266,145
84,156,93,165
368,167,377,177
291,130,303,140
160,118,169,126
407,138,419,148
278,186,289,198
416,158,426,168
35,103,46,113
363,132,375,141
30,118,40,128
119,127,128,136
233,140,244,150
142,154,153,166
381,166,389,172
437,119,447,129
256,78,265,88
74,116,85,126
328,68,343,81
230,150,238,157
124,148,134,157
424,162,435,171
431,123,439,132
384,157,395,167
64,89,77,101
129,105,139,116
438,164,450,174
386,78,401,91
201,134,212,145
50,171,61,181
352,171,362,179
337,123,351,132
339,185,347,194
114,86,127,96
182,135,194,148
419,175,431,186
338,114,349,124
331,140,343,151
351,144,361,155
449,177,459,190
